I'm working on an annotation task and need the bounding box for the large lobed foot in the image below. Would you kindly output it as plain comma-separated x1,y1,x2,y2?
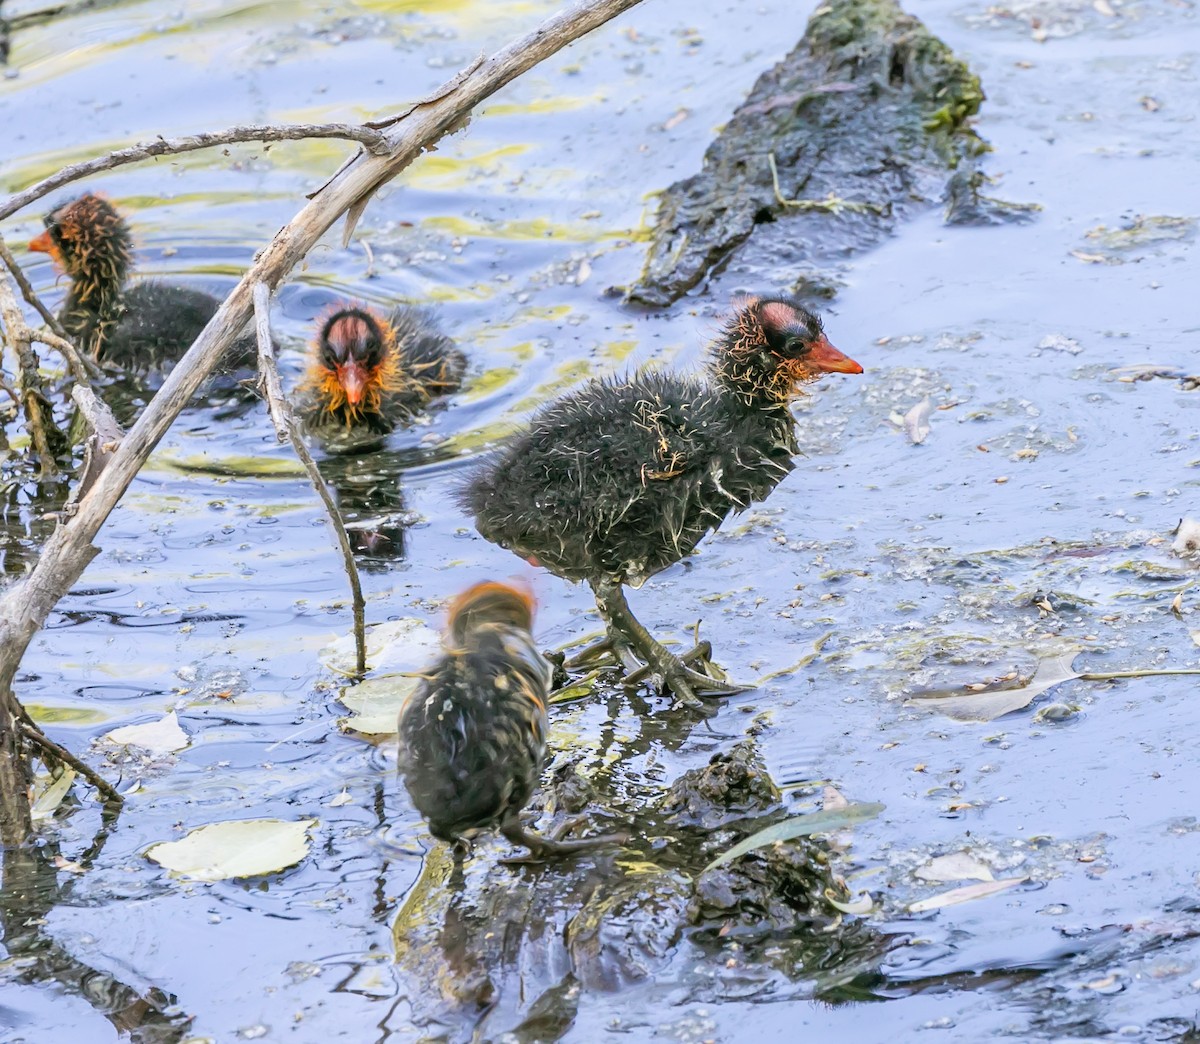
499,815,628,865
623,640,751,710
588,579,754,711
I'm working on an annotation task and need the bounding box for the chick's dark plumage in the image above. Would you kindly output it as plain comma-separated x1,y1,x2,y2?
460,296,863,708
398,582,620,860
464,368,799,587
30,192,252,368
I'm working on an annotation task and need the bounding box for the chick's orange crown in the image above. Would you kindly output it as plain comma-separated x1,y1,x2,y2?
448,581,537,637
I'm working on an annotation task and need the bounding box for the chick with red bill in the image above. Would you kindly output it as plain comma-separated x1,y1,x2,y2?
299,305,465,443
398,581,625,862
460,295,863,710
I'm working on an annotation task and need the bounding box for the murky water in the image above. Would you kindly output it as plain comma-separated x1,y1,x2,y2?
3,0,1200,1040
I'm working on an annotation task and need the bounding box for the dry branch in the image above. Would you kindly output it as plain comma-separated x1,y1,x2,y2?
66,383,123,510
0,0,646,837
35,325,101,385
253,281,367,673
0,122,392,222
0,265,63,474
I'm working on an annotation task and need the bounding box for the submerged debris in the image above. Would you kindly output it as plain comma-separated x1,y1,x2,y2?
390,738,876,1035
628,0,1015,306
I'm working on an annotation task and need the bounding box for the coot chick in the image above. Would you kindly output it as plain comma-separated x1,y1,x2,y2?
298,306,465,445
460,296,862,709
398,581,624,862
29,192,249,368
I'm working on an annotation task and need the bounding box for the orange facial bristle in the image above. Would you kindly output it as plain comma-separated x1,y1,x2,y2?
301,303,402,427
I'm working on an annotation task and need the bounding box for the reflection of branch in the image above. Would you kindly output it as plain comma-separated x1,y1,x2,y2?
0,693,32,846
253,282,367,674
17,708,122,806
0,122,390,221
2,844,192,1043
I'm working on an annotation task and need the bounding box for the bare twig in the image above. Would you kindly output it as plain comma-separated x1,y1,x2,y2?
253,281,367,674
767,152,883,215
17,713,122,807
0,235,69,343
0,267,63,475
0,0,645,839
0,123,391,222
33,325,103,384
64,384,123,511
253,282,288,442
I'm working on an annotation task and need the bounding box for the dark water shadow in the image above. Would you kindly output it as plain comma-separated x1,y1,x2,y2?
0,806,194,1043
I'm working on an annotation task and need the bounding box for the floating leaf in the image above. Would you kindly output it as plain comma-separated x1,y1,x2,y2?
907,653,1079,722
102,711,189,755
908,651,1200,723
908,876,1026,913
702,801,885,874
338,674,424,736
31,769,77,822
146,818,316,881
903,397,932,445
320,619,441,677
915,851,995,883
826,888,874,914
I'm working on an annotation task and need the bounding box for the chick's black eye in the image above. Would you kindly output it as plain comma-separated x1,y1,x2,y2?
785,335,811,355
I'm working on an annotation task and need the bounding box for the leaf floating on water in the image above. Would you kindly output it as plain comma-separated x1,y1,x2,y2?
146,818,316,881
339,675,423,736
908,653,1079,722
826,888,875,914
908,876,1026,913
31,769,77,822
701,801,885,874
903,397,932,445
321,619,442,677
915,851,995,883
102,711,189,755
909,651,1200,722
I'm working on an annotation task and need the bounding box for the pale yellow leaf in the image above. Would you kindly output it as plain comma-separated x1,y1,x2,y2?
31,769,77,822
103,711,189,755
147,818,316,881
915,851,996,883
908,876,1026,913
